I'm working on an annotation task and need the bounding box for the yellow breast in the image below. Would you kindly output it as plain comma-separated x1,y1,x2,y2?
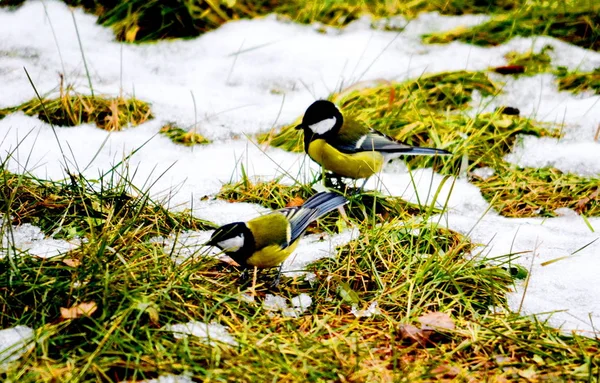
307,139,384,179
246,240,300,268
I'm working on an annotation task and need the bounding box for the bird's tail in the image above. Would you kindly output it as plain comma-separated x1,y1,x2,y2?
404,146,452,156
302,191,348,218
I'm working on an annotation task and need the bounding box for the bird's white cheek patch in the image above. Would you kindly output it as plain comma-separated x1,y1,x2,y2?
308,117,336,135
218,234,244,252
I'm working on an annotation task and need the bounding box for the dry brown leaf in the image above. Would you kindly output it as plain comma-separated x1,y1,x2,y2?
62,258,81,268
575,187,599,213
60,301,97,319
286,196,305,208
431,365,461,379
398,324,432,346
418,311,455,331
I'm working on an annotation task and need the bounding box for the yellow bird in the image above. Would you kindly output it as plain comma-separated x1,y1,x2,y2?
207,192,347,284
295,100,450,180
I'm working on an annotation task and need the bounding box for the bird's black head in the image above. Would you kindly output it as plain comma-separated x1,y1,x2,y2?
206,222,254,266
295,100,343,140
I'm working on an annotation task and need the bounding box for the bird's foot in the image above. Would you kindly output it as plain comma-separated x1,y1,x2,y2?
269,265,284,288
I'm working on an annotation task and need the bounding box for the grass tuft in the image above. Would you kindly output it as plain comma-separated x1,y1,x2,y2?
555,66,600,95
0,84,152,131
259,70,560,176
0,170,215,240
159,123,211,146
473,163,600,217
423,4,600,51
498,45,554,76
217,177,434,228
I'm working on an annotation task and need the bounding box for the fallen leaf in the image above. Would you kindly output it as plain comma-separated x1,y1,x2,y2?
60,301,97,319
517,366,537,380
286,196,305,208
431,365,461,378
418,312,455,331
62,258,81,268
398,324,432,346
575,188,599,213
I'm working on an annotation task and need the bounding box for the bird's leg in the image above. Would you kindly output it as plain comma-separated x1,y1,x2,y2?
270,264,284,288
324,173,350,192
239,268,249,281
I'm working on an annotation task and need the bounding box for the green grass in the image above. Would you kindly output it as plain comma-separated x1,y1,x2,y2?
556,66,600,95
497,45,554,76
423,3,600,51
0,85,152,131
2,165,599,382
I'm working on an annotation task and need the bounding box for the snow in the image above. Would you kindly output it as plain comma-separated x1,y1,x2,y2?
351,301,381,318
264,293,313,317
0,0,599,337
1,219,79,259
0,325,34,366
166,321,237,346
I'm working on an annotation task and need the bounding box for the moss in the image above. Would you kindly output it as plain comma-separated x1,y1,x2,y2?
159,123,211,146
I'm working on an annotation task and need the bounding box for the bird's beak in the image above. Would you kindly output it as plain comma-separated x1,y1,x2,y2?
294,124,303,130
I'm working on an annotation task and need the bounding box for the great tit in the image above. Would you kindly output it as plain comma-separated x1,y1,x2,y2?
295,100,451,180
206,191,348,283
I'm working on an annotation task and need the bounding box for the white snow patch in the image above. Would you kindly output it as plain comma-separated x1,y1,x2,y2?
0,325,35,366
506,136,600,176
471,167,495,180
159,231,216,265
166,321,237,346
282,228,360,276
351,301,381,318
264,293,313,318
1,219,79,259
191,199,271,226
440,212,600,335
365,169,490,215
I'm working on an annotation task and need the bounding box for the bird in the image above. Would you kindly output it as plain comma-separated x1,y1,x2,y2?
295,100,451,181
206,191,348,285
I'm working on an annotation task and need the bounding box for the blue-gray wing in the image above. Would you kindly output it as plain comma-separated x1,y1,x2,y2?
333,130,450,156
278,192,348,243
